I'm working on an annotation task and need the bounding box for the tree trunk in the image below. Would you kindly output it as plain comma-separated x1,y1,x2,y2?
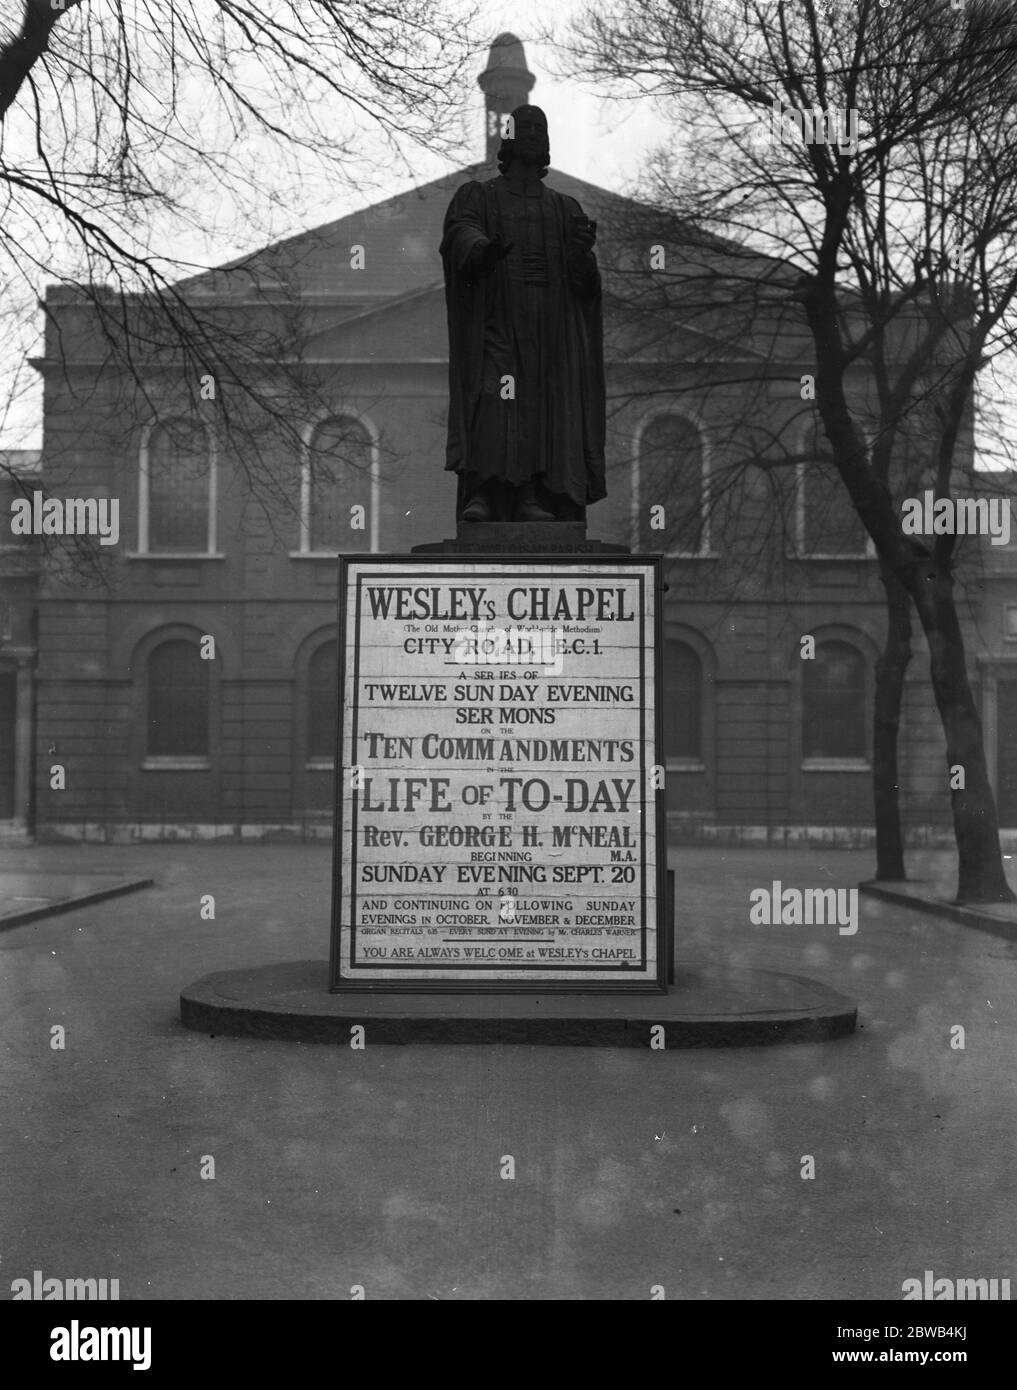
799,280,1013,906
0,3,79,125
873,562,912,881
911,565,1015,903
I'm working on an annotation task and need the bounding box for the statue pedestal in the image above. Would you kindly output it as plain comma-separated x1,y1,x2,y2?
176,537,857,1041
326,549,667,992
412,522,629,556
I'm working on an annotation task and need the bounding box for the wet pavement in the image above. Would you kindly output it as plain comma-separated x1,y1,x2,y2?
1,842,1014,1300
0,869,153,929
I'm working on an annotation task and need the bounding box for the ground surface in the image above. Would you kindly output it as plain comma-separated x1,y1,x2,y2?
1,842,1014,1300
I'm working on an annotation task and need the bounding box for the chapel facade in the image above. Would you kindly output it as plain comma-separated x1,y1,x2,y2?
9,35,1015,846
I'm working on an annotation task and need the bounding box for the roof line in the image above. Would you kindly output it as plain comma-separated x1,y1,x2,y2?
304,280,445,339
172,162,494,290
171,163,673,291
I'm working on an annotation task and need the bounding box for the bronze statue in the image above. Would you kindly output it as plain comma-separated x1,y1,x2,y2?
440,106,607,524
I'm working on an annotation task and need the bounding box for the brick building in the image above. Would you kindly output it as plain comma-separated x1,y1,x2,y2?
17,34,1017,845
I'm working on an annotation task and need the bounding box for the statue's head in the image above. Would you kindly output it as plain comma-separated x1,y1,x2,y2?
498,105,550,177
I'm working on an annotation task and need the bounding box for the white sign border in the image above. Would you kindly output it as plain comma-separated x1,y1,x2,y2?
329,554,667,994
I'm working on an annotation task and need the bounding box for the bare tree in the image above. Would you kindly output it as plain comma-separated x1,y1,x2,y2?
0,0,479,531
564,0,1017,901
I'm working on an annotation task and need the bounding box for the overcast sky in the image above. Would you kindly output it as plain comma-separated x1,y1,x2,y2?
2,1,1012,467
419,2,671,202
218,1,674,255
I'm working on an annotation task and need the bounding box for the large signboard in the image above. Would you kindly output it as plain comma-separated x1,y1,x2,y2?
330,556,665,991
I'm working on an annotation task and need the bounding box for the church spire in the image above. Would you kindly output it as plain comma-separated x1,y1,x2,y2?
477,33,535,164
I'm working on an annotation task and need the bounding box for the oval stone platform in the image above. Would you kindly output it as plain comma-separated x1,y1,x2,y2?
179,960,857,1047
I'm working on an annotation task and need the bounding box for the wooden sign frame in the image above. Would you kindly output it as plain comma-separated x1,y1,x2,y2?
329,554,667,993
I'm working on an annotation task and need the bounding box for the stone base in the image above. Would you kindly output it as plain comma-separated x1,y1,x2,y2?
413,522,629,556
860,879,1017,942
180,960,857,1047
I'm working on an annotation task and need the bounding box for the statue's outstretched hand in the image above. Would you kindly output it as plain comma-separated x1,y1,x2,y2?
472,235,514,275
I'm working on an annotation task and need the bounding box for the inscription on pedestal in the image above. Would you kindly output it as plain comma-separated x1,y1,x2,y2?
330,555,665,992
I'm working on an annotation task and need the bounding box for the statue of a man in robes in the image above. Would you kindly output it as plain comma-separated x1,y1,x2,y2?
440,106,607,524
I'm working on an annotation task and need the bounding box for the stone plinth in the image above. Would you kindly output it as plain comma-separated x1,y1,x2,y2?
413,522,629,555
180,959,858,1046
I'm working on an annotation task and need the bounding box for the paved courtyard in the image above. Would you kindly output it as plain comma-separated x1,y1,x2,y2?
1,842,1014,1300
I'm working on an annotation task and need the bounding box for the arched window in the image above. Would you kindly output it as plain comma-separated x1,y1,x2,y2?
143,420,214,553
637,414,706,554
663,641,702,761
146,640,209,759
305,416,373,553
803,640,867,759
307,640,338,761
798,424,870,557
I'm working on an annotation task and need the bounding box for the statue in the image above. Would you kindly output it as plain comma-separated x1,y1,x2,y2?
440,106,607,524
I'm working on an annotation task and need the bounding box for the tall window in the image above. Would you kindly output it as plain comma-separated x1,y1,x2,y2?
803,640,867,760
637,414,706,554
307,641,338,761
663,641,702,761
144,420,213,553
306,416,373,552
799,424,870,556
147,640,209,759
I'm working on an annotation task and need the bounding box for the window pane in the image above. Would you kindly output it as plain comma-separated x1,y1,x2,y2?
803,641,866,758
663,641,701,759
147,641,209,756
149,421,210,552
639,414,704,553
309,417,372,552
802,428,868,555
308,640,338,758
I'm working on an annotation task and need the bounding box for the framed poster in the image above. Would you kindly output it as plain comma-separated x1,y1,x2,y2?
330,555,666,991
